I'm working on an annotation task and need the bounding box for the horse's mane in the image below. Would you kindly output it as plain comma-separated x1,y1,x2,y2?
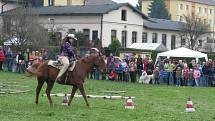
79,54,99,63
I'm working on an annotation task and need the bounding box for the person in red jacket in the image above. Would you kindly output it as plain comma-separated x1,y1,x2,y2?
0,46,5,70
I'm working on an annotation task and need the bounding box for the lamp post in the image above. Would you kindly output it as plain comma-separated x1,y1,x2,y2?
49,18,55,45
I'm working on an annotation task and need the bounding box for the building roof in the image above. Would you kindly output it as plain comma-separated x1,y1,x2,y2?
27,3,148,19
86,0,116,5
143,18,184,31
187,0,215,6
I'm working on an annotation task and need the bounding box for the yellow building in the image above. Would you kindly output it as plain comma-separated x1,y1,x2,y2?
44,0,84,6
142,0,215,35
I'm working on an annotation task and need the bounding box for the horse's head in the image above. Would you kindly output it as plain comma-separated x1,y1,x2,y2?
86,48,106,72
93,55,106,72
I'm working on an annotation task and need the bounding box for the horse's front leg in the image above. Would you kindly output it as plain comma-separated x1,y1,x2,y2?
78,83,89,107
46,80,55,107
35,77,45,105
68,85,78,106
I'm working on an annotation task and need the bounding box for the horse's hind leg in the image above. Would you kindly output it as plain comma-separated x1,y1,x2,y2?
68,85,78,106
78,84,89,107
46,80,55,106
36,77,45,105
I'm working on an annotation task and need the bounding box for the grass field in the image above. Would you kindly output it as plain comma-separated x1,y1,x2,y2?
0,71,215,121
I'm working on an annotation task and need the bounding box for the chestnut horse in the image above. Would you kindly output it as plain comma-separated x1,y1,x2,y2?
27,54,106,107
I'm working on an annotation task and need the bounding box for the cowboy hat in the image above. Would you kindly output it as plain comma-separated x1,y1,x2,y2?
66,34,77,40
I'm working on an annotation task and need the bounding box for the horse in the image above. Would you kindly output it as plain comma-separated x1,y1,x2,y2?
27,50,106,107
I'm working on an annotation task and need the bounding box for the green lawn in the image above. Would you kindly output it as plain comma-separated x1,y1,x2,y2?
0,71,215,121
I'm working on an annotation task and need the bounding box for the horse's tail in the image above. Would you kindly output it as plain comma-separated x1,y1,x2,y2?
26,63,43,77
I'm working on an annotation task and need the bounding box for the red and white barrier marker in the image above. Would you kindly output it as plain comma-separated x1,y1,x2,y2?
125,96,134,109
62,94,69,105
185,97,195,112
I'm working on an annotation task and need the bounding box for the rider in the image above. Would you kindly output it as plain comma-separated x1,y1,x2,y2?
55,34,77,82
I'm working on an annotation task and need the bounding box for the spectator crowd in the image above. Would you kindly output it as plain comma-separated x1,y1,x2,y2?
1,46,215,87
89,53,215,87
0,46,49,73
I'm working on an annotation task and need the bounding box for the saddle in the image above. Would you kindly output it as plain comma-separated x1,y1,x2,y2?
48,60,77,85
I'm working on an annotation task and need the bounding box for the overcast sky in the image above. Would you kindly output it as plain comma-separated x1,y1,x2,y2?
112,0,138,6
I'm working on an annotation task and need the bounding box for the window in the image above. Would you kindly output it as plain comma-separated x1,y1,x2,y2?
181,37,186,46
111,30,117,42
121,31,127,48
178,16,183,21
142,32,147,43
152,33,157,43
198,7,201,13
83,29,90,40
180,4,183,10
204,8,207,13
209,19,212,25
207,37,213,43
132,31,137,44
198,40,202,46
210,9,213,14
92,30,98,41
68,28,75,34
186,5,189,11
48,0,54,6
204,19,207,24
121,10,127,21
162,34,167,46
171,35,176,49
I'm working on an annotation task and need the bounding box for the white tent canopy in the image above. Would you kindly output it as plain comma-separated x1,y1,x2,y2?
156,47,208,62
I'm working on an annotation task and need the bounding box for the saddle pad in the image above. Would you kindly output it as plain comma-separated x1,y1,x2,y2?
48,60,77,72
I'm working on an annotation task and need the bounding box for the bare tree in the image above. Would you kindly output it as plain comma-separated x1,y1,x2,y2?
2,7,48,51
180,15,211,50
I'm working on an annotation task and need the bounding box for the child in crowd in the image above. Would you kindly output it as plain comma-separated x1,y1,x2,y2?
117,63,124,81
188,69,194,86
153,67,160,84
193,66,201,87
176,66,182,87
108,70,115,81
124,67,130,82
183,66,189,86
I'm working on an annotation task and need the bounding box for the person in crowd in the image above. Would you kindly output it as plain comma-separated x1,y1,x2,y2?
175,60,183,85
147,59,154,75
202,62,211,87
155,57,164,71
153,67,160,84
0,46,5,71
124,67,130,82
188,69,194,86
136,55,143,76
117,63,124,81
167,60,175,85
5,47,13,71
24,48,30,68
16,51,25,74
109,58,116,71
193,65,201,87
108,70,115,81
183,64,189,86
29,51,35,65
198,62,204,87
129,58,137,83
176,66,182,87
188,59,196,69
42,51,49,62
38,52,43,64
107,53,114,69
143,55,149,72
34,51,40,64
